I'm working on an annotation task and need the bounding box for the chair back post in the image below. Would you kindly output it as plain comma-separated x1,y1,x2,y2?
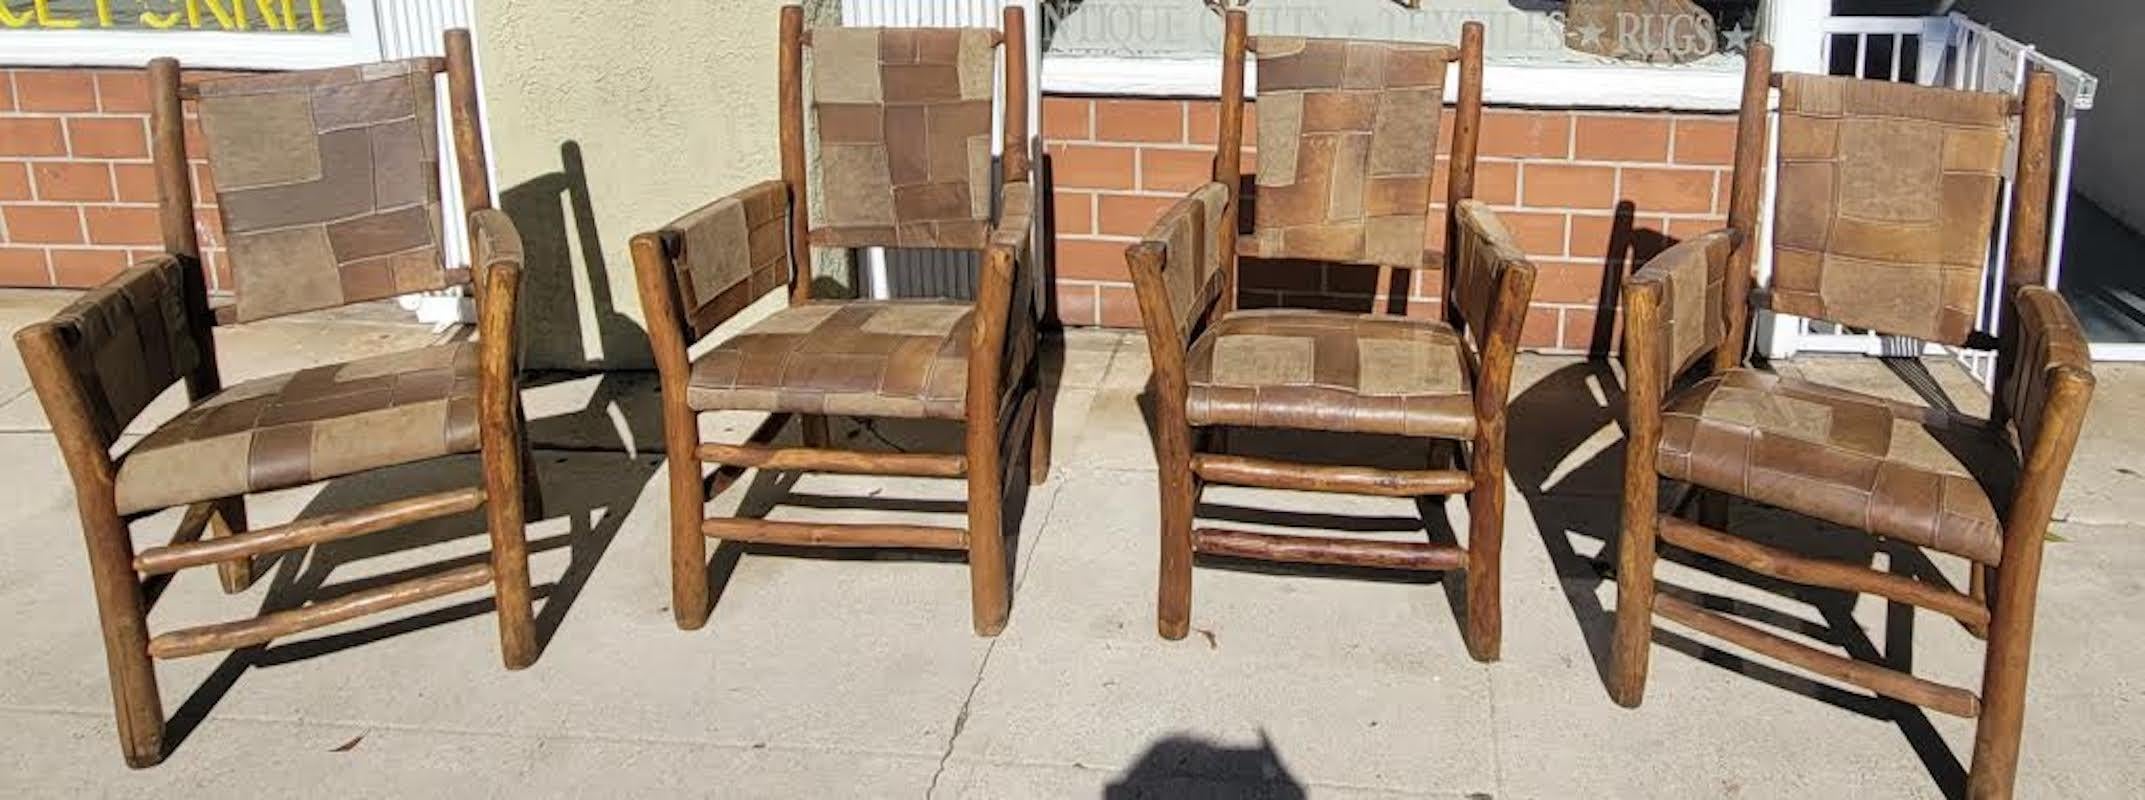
2003,69,2060,304
1443,21,1484,328
1000,5,1030,180
445,29,492,219
779,4,812,304
147,57,222,402
1715,40,1773,373
1214,8,1249,315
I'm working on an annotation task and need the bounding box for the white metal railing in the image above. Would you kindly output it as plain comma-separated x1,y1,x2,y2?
365,0,490,325
1768,14,2098,384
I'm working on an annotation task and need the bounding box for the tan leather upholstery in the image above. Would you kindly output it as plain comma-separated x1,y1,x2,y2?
809,26,999,250
1769,74,2009,346
1658,368,2013,564
31,257,203,443
661,180,793,338
1185,309,1477,438
195,59,452,322
1251,36,1454,268
687,301,973,419
113,342,481,515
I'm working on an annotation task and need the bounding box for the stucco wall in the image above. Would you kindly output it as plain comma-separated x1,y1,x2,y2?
474,0,836,369
1956,0,2141,231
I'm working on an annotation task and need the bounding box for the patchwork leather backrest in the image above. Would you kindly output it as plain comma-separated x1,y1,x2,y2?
196,59,451,322
31,257,202,443
661,180,794,340
1769,74,2010,346
1138,182,1233,344
809,26,1000,250
1251,36,1455,268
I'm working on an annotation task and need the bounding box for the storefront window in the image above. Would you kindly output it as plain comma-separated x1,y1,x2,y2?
1043,0,1764,68
1,1,349,33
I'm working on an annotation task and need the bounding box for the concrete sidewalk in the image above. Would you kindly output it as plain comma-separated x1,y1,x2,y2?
1,288,2140,797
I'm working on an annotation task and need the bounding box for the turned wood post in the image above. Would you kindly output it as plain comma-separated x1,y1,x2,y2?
631,233,714,630
966,246,1015,636
1609,278,1667,707
779,5,812,305
1716,42,1772,372
1213,8,1249,315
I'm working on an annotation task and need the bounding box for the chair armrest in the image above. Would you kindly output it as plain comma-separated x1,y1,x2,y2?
1621,228,1740,396
975,182,1039,414
1998,285,2094,464
1448,201,1537,419
15,256,208,451
469,208,526,420
1124,182,1234,352
631,180,794,348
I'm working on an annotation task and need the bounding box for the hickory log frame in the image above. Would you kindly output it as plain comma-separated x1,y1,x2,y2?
15,30,538,770
1608,44,2092,800
632,5,1045,638
1131,15,1520,663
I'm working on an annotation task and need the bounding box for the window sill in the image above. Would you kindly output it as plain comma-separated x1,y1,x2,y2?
1041,53,1746,111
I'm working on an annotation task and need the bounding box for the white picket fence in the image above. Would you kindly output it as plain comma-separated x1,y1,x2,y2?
1767,13,2100,383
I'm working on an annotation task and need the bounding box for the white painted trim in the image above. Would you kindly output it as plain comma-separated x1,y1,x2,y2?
1042,54,1748,111
2089,343,2145,362
0,0,381,70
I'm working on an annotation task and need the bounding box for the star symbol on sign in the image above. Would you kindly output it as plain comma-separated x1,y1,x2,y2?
1722,24,1755,54
1568,21,1607,49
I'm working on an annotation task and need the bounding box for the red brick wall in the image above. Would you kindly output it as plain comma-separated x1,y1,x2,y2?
1044,95,1739,352
0,68,226,290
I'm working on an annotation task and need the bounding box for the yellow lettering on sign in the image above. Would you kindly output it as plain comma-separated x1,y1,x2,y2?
33,0,79,28
309,0,323,32
95,0,111,26
0,1,29,29
140,3,183,29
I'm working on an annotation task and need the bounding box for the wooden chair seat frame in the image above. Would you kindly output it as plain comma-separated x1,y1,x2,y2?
16,30,538,769
1128,13,1538,662
1609,42,2095,799
630,5,1047,637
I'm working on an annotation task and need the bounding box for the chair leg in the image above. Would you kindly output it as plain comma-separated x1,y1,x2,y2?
966,416,1010,637
208,495,255,594
81,502,165,767
1462,467,1504,663
802,415,832,448
668,410,711,631
482,432,538,670
1967,558,2042,799
1027,362,1052,486
1609,480,1661,708
1156,423,1196,640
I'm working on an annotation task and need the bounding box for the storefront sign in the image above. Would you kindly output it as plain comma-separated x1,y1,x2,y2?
0,1,347,32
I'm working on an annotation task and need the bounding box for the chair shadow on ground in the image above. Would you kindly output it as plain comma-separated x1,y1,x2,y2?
1105,731,1308,799
1503,205,1981,797
161,139,665,756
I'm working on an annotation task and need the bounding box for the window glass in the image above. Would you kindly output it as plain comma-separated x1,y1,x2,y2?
1042,0,1763,68
2,1,350,33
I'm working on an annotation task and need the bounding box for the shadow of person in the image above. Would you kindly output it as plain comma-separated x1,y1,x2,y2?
1106,731,1308,799
161,139,665,756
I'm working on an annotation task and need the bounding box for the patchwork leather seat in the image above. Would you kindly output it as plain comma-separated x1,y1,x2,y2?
686,300,974,420
112,342,481,516
1657,368,2012,563
1184,309,1477,439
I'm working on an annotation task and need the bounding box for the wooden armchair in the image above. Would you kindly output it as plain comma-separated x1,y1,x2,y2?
629,5,1045,637
1125,12,1537,661
1610,43,2094,799
14,31,538,768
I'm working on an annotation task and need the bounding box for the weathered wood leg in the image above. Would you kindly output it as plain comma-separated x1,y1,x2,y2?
669,410,711,631
1157,422,1197,640
1968,559,2045,799
966,415,1010,637
208,496,254,593
802,415,832,448
83,503,165,767
1462,437,1504,663
481,426,538,670
1609,479,1661,708
1027,361,1052,486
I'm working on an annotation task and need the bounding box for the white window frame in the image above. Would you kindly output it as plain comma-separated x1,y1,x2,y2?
0,0,381,70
